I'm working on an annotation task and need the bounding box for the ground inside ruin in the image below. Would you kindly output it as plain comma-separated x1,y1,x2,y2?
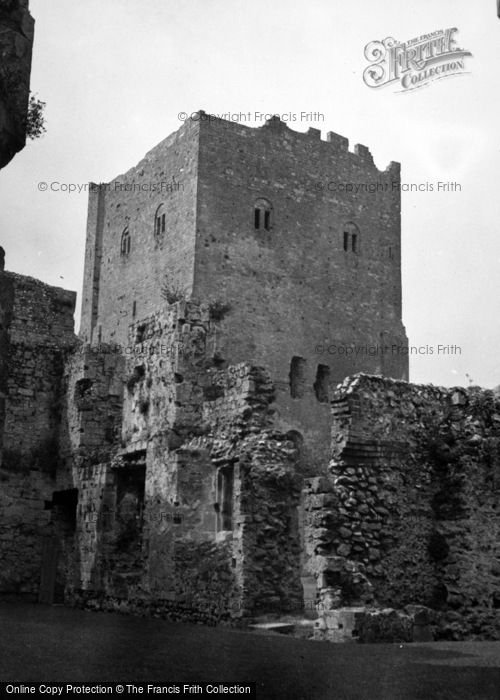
0,600,498,700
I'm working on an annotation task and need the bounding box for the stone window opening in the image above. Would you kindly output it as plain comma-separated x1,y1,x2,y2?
115,464,146,551
343,222,359,254
126,364,145,392
254,198,273,231
135,323,147,344
121,228,131,255
51,488,78,535
74,378,93,401
285,430,305,469
314,364,330,403
216,466,234,532
289,356,306,398
155,204,166,236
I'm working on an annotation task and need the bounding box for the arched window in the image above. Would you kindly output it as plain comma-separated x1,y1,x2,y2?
121,227,131,255
254,198,273,231
154,204,166,236
343,222,359,253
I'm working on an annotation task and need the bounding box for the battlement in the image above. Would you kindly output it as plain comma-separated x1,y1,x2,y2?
192,110,400,174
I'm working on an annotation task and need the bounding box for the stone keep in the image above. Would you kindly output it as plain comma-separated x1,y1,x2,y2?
79,112,408,464
19,116,500,639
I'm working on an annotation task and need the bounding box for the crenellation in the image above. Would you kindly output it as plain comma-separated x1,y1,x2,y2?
352,143,373,162
307,127,322,139
326,131,349,150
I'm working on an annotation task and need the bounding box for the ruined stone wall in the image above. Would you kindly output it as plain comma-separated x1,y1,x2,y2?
61,345,124,469
305,374,500,639
0,271,76,593
56,344,127,596
79,118,200,345
1,273,76,457
0,0,34,169
68,302,303,623
8,265,499,639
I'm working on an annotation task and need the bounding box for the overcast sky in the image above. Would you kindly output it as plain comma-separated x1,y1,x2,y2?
1,0,498,388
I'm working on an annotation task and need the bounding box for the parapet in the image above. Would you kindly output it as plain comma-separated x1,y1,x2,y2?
194,111,397,173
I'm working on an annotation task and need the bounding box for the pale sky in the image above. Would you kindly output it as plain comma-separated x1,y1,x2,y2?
1,0,499,388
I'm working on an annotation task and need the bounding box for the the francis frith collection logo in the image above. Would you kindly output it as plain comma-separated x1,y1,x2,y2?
363,28,472,92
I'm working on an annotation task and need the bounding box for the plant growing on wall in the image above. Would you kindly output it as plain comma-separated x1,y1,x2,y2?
160,279,186,304
208,298,231,321
26,93,46,139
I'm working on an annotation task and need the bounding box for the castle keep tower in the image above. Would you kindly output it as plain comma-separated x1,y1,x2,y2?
80,112,408,459
5,115,499,636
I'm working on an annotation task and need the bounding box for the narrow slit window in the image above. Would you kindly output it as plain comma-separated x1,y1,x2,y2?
264,210,271,230
254,198,272,231
217,467,234,532
254,208,260,229
313,364,330,403
289,356,306,398
343,222,359,254
121,228,130,255
154,204,165,236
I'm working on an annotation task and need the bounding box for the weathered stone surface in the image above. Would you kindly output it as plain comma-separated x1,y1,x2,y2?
314,606,366,642
55,303,303,622
0,0,34,168
1,117,499,641
358,609,413,644
79,114,407,469
305,374,500,641
0,271,76,593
